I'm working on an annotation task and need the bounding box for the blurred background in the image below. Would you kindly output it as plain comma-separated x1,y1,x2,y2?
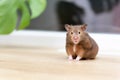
26,0,120,33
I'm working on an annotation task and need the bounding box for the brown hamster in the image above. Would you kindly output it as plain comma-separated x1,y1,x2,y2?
65,24,99,61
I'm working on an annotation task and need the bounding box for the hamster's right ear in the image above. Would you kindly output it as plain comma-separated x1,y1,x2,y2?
65,24,71,31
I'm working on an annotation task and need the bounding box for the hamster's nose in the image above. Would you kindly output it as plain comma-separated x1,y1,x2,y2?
73,36,78,40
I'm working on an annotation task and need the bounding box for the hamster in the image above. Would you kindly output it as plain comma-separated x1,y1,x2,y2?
65,24,99,61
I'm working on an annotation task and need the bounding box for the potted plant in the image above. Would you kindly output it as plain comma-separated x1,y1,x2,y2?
0,0,46,34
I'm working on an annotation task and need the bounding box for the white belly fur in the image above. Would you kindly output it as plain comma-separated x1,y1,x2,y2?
73,45,76,53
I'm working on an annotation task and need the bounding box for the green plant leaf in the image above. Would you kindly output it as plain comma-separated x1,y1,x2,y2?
0,11,17,34
0,0,17,34
0,0,47,34
18,0,30,30
29,0,47,19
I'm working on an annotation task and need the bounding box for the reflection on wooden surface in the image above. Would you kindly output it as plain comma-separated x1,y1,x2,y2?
0,47,120,80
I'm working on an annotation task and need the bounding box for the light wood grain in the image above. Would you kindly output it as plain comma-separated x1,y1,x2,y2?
0,47,120,80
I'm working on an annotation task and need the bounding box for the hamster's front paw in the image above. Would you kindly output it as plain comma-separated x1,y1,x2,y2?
75,56,81,61
68,55,73,61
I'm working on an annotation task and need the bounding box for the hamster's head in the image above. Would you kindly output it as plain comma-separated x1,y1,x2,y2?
65,24,87,44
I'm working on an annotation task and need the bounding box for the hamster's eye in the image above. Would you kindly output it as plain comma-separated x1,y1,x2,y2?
71,32,73,35
78,32,80,34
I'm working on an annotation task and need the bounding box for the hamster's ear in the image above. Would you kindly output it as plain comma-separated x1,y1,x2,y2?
81,24,87,31
65,24,71,31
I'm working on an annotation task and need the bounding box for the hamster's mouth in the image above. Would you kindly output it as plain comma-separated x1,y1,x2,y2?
73,40,79,44
72,37,80,44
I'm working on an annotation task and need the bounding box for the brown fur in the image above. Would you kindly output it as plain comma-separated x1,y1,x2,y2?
65,24,99,60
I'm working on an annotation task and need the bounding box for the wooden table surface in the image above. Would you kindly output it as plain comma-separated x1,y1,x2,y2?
0,47,120,80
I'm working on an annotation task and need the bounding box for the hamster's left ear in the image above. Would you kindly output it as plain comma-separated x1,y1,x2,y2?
81,24,87,31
